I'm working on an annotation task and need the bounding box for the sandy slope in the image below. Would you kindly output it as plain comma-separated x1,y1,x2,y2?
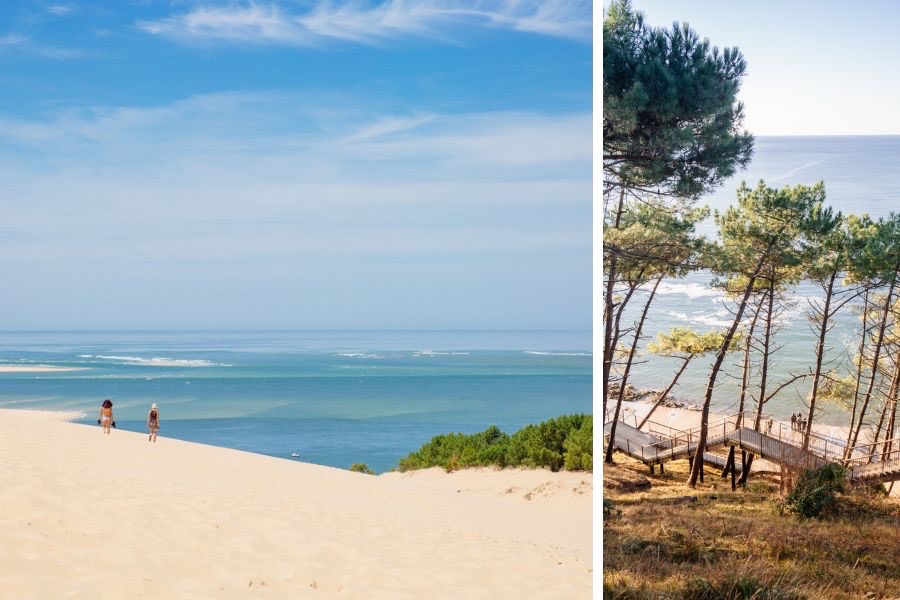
0,410,592,599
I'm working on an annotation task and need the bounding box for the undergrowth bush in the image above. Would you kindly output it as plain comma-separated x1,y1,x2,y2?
786,463,847,518
397,414,592,472
349,463,375,475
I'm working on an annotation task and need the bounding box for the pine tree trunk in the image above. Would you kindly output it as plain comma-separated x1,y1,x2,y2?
602,189,626,414
883,394,899,457
845,286,870,460
605,275,663,463
637,355,692,429
688,246,771,487
848,268,899,454
736,294,764,429
870,360,900,462
803,270,837,450
755,271,776,431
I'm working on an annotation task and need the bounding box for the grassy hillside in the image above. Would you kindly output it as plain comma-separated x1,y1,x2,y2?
603,453,900,599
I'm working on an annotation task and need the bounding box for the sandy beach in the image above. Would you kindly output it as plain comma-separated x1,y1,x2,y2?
0,409,592,599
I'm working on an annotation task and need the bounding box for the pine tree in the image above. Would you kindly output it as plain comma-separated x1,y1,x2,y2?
602,0,753,413
687,181,820,487
603,0,753,200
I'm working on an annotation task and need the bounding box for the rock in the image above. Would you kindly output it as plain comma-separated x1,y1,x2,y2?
608,383,654,403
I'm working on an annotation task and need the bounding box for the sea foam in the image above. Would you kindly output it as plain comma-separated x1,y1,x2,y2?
92,355,225,367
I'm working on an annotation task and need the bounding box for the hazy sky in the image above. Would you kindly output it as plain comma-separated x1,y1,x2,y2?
0,1,591,330
627,1,900,136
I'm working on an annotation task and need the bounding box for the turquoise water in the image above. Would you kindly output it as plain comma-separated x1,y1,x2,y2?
620,136,900,422
0,330,592,473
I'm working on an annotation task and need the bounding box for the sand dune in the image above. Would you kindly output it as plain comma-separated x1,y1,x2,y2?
0,409,592,599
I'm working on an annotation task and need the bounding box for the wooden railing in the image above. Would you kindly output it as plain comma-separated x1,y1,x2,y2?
604,408,900,481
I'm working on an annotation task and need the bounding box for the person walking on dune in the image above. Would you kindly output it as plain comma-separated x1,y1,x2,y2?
147,403,160,442
98,399,115,435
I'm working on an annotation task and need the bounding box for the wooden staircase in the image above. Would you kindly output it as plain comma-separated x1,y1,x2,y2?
604,411,900,484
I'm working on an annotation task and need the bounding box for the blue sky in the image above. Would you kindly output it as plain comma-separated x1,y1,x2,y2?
0,1,592,330
627,1,900,136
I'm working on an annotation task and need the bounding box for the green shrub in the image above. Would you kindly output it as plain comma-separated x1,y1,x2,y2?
508,414,589,471
349,463,375,475
786,463,847,518
603,498,619,520
564,418,593,470
398,425,510,471
398,414,592,472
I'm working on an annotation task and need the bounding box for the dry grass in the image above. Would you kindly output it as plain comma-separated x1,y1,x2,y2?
603,453,900,599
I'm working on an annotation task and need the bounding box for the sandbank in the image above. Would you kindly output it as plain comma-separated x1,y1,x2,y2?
0,409,592,599
0,365,84,373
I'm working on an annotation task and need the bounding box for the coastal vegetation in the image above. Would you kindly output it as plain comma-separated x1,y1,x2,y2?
397,414,592,473
603,0,900,487
349,463,375,475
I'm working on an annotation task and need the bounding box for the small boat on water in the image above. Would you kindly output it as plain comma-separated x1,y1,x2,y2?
290,453,301,459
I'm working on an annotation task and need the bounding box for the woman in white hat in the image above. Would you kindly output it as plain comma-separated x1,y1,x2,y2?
147,403,160,442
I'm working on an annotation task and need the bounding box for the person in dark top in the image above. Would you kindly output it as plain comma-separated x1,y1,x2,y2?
147,403,160,442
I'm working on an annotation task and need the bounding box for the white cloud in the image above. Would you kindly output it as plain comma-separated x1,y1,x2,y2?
137,0,592,46
0,33,28,47
48,4,75,16
0,32,86,59
0,91,590,263
0,91,591,177
0,91,590,329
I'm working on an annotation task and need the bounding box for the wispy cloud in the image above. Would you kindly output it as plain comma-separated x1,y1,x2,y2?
137,0,592,46
48,4,75,17
0,91,591,175
0,91,590,328
0,33,28,47
0,32,86,59
0,91,590,259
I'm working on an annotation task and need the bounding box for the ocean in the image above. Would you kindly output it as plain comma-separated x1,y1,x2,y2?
618,136,900,424
0,330,592,473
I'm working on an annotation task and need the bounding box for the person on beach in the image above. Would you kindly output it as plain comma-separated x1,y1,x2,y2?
790,413,797,431
98,399,115,435
147,403,160,442
766,417,773,434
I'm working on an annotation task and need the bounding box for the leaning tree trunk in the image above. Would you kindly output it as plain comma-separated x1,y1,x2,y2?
754,272,777,432
688,247,771,487
608,270,645,381
637,355,692,429
883,392,899,458
845,286,871,460
736,294,765,429
803,270,837,450
605,275,664,463
849,268,899,454
602,189,626,413
869,359,900,462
